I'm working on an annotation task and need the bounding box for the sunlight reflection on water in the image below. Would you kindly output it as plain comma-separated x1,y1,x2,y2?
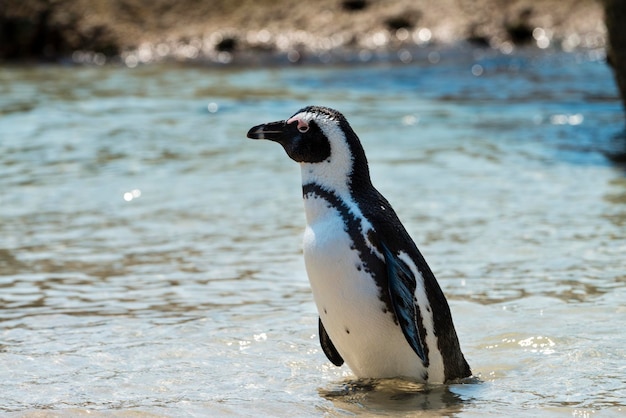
1,48,625,416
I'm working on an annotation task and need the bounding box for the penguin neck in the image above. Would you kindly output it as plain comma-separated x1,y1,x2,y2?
300,155,372,194
300,163,349,199
300,165,373,227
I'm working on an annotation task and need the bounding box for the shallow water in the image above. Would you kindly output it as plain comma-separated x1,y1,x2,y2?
1,47,625,416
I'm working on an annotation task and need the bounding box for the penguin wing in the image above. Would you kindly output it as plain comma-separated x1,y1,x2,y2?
319,317,344,366
381,242,428,364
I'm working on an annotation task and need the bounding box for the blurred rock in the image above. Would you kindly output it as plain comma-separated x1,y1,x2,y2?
0,0,119,60
0,0,606,63
342,0,369,12
604,0,626,114
505,8,534,45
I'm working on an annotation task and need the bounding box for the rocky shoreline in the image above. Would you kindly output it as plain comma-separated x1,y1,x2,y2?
5,0,626,118
0,0,606,66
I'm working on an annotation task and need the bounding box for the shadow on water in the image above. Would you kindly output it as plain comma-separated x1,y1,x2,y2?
318,377,480,416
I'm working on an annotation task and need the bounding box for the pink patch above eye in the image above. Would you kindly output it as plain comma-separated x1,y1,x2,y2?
287,117,309,131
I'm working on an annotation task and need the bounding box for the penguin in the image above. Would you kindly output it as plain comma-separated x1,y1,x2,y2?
247,106,471,383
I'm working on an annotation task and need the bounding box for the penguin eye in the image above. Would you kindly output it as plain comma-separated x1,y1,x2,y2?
287,116,310,133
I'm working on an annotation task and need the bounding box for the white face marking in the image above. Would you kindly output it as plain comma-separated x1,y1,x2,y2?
289,111,354,198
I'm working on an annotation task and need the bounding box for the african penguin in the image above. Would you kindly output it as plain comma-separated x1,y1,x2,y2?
247,106,471,383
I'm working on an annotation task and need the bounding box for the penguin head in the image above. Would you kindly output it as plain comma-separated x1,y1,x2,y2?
247,106,371,190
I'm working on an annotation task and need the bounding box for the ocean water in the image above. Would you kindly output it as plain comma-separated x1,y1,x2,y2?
1,47,625,416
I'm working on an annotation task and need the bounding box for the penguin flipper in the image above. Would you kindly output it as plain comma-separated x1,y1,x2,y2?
319,317,344,366
381,242,428,365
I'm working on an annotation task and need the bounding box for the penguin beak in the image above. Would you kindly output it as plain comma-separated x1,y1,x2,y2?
247,120,286,142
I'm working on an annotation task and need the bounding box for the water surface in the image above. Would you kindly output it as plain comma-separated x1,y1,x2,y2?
1,48,625,416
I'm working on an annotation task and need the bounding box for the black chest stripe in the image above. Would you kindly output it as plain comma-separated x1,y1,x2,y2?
302,183,394,317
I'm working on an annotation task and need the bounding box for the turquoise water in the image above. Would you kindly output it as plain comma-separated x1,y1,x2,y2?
1,47,625,416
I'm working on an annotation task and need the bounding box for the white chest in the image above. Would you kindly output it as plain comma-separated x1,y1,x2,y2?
302,194,427,379
302,195,381,316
